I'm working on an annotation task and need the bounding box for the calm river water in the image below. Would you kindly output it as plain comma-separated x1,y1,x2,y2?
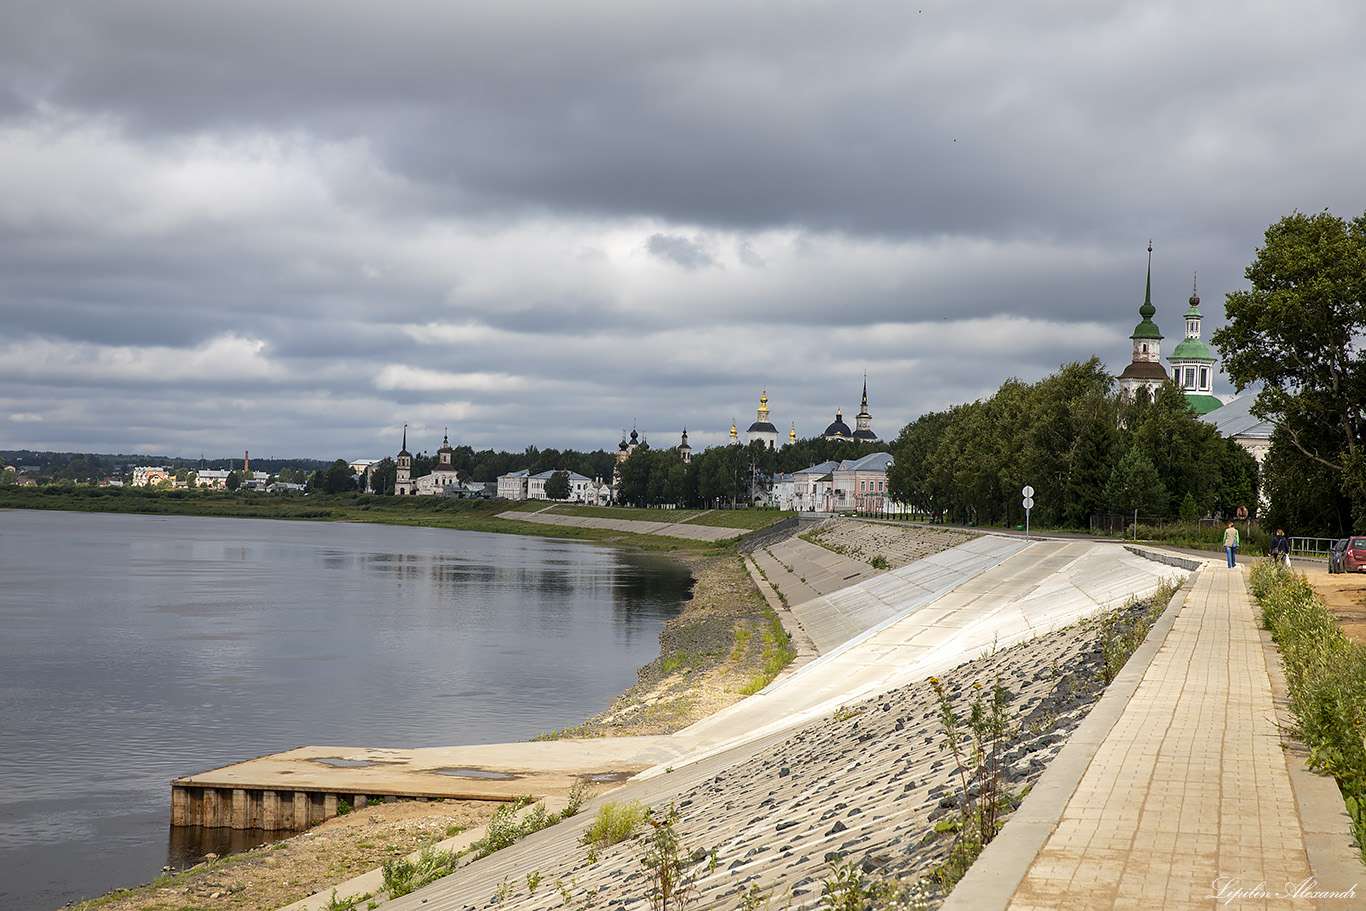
0,510,691,911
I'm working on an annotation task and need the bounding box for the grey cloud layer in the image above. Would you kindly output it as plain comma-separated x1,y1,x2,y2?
2,0,1364,457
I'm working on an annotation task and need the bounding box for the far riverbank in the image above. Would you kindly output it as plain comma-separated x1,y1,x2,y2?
0,487,790,553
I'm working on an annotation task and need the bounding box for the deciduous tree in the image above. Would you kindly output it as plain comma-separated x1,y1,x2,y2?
1212,209,1366,524
544,469,571,501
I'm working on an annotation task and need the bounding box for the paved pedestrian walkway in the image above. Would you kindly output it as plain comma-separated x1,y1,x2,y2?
948,563,1360,911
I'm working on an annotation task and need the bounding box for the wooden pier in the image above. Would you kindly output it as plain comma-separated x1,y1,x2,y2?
171,739,678,832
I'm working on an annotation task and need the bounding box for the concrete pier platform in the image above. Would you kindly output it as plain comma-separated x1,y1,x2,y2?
170,739,677,830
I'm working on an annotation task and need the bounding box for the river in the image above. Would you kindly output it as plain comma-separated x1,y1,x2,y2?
0,509,690,911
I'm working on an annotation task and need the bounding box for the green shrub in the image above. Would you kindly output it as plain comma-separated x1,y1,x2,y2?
1251,561,1366,861
581,800,646,848
381,846,459,898
471,797,562,859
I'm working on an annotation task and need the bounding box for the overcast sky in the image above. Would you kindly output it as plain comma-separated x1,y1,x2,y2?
2,0,1363,461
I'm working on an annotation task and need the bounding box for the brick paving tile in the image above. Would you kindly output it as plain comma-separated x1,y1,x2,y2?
1006,566,1313,910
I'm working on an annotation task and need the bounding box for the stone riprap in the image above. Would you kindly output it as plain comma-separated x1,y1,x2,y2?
803,520,979,570
379,617,1125,911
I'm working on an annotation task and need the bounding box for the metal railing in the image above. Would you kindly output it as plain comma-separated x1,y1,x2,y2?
1289,536,1339,558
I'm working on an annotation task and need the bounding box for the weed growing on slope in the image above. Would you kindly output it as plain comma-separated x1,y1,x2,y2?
927,673,1014,890
381,846,461,898
581,800,647,848
637,803,709,911
739,613,796,695
1095,579,1181,684
473,797,561,858
819,859,930,911
321,888,374,910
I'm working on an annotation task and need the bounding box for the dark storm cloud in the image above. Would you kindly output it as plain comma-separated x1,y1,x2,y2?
3,0,1307,237
1,0,1365,457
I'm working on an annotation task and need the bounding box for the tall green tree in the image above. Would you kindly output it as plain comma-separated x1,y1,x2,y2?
1212,209,1366,524
1103,446,1169,518
544,470,571,501
369,457,396,495
887,410,951,513
321,459,357,494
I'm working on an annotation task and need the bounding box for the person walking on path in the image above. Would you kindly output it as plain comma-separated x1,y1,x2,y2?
1270,528,1291,567
1224,522,1240,567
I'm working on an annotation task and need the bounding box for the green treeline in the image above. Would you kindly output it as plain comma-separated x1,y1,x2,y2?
613,437,890,508
886,357,1258,529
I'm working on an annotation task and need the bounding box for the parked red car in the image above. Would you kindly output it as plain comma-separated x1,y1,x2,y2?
1344,537,1366,573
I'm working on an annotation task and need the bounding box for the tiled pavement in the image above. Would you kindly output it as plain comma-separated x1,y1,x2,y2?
950,563,1360,911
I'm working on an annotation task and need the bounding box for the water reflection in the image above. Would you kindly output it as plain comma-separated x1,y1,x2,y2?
0,510,691,911
167,827,296,869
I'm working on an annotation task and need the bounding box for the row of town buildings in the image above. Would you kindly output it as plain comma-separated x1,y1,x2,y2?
385,380,897,510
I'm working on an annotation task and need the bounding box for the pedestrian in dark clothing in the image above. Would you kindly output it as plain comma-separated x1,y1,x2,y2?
1270,529,1291,567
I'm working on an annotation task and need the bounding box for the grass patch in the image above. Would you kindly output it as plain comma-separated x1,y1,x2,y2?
679,510,793,530
1250,561,1366,862
381,846,461,898
738,613,797,695
545,504,706,522
1095,579,1182,685
580,800,647,848
659,650,696,675
730,627,752,660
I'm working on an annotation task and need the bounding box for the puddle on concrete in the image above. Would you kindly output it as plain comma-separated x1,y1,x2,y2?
309,757,392,769
435,767,520,780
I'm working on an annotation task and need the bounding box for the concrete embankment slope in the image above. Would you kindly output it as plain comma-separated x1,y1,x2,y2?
362,538,1187,911
666,538,1177,766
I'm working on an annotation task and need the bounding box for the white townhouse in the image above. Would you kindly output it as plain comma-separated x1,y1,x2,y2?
499,469,598,502
528,470,594,502
773,460,840,512
497,469,530,500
